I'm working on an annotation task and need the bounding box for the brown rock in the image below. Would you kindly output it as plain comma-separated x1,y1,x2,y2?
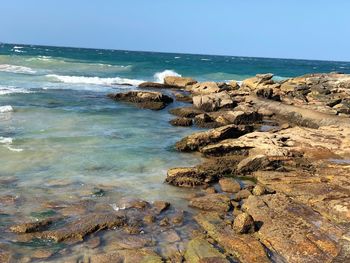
233,189,251,201
219,178,241,193
10,218,56,233
184,238,229,263
233,212,255,234
169,106,203,118
164,76,197,88
193,91,236,112
190,82,222,94
189,193,231,212
169,117,193,127
195,212,270,263
153,201,170,214
176,124,251,152
108,91,173,110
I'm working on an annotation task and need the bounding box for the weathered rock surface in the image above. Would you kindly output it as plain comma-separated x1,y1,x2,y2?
184,238,229,263
108,91,173,110
189,193,231,212
89,249,163,263
164,76,197,89
189,82,222,94
169,117,193,127
193,91,236,112
176,124,252,152
195,212,270,263
218,178,241,193
169,106,203,118
243,194,346,263
233,212,255,234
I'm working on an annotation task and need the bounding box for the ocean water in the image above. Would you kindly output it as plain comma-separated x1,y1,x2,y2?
1,43,350,260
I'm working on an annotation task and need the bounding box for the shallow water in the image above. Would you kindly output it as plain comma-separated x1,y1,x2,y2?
1,43,350,261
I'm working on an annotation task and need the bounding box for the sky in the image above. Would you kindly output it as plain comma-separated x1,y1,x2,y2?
1,0,350,61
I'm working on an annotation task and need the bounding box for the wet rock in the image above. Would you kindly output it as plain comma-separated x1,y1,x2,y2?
243,194,343,263
169,106,203,118
107,235,154,249
108,91,173,110
218,178,241,193
189,193,231,212
233,212,255,234
143,214,156,224
170,211,185,225
10,218,56,233
174,92,193,103
153,201,170,214
89,249,163,263
32,249,54,259
138,81,175,89
193,91,236,112
184,238,229,263
195,212,270,263
166,167,215,187
37,212,126,242
0,195,18,206
85,236,101,249
158,230,181,243
0,249,11,263
193,113,218,128
233,189,251,201
164,76,197,89
176,124,251,152
169,117,193,127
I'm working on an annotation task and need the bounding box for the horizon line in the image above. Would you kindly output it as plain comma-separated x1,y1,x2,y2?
1,41,350,64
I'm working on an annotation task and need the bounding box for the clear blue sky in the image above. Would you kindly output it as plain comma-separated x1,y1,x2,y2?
1,0,350,61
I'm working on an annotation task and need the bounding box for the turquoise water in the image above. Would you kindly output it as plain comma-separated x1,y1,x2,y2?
1,43,350,260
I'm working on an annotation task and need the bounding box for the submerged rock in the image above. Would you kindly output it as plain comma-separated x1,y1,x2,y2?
108,91,173,110
184,238,229,263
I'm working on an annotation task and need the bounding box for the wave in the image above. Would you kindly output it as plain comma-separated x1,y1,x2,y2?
0,105,13,113
0,64,36,74
154,70,181,83
0,86,31,96
46,74,144,86
0,136,23,152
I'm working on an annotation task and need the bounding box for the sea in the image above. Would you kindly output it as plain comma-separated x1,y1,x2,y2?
1,43,350,261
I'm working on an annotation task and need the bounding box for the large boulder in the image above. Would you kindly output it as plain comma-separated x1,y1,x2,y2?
241,73,275,90
169,106,203,118
108,91,173,110
164,76,197,89
175,124,252,152
193,91,236,112
189,82,222,94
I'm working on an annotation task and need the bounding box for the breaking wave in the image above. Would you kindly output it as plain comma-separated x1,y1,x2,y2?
154,70,181,83
0,86,31,96
0,105,14,113
46,74,144,86
0,64,36,74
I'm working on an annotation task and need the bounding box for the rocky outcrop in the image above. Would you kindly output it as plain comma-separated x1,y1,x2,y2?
176,124,252,152
195,212,270,263
189,81,223,94
189,193,231,212
193,91,236,112
169,117,193,127
108,91,173,110
169,106,203,118
164,76,197,88
243,194,345,263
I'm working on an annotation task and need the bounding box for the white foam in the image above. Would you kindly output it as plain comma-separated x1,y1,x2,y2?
0,64,36,74
6,146,23,152
46,74,144,86
13,46,24,49
0,105,13,113
0,137,13,144
0,86,31,96
153,70,181,83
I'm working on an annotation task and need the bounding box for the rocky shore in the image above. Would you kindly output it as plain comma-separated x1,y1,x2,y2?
3,73,350,262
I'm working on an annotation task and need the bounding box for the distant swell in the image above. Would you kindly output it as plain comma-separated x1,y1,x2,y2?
0,86,31,96
46,74,144,86
0,64,36,74
154,70,181,83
